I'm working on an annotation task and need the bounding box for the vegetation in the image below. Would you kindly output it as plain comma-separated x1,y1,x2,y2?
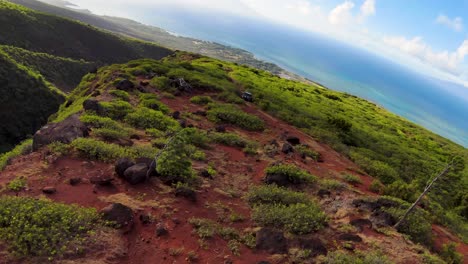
125,107,179,131
109,89,130,101
207,103,265,131
342,174,362,185
190,95,213,105
0,139,32,171
439,242,463,264
0,196,99,257
246,185,311,206
319,250,393,264
156,131,194,184
265,164,316,184
6,176,26,192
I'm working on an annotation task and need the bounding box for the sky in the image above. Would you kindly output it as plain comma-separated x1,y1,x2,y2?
65,0,468,89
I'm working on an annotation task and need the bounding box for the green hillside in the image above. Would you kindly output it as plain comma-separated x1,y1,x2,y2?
0,50,64,152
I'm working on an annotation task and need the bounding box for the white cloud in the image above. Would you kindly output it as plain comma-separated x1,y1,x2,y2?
360,0,375,17
286,0,314,15
328,1,355,25
436,14,463,32
383,35,468,75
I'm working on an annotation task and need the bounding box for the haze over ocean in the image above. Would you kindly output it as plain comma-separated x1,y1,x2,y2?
138,8,468,147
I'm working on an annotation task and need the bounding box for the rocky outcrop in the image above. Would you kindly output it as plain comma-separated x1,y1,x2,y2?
281,143,294,154
33,114,88,151
101,203,134,228
123,163,148,185
115,158,135,178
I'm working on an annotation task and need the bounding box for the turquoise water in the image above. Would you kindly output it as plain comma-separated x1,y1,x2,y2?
132,8,468,147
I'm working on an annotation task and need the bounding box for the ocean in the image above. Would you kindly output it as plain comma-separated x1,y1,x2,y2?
133,8,468,147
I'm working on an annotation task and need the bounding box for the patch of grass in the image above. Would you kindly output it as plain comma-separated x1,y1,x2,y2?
109,90,130,101
125,107,179,131
188,218,216,239
191,150,206,161
0,196,99,258
139,94,170,114
99,100,133,120
156,131,194,184
48,141,71,156
211,132,248,148
439,242,463,264
207,103,265,131
228,239,241,256
7,176,27,192
318,250,392,264
342,174,362,185
319,179,346,190
246,185,311,206
369,179,385,194
179,128,210,149
93,128,129,141
265,164,316,184
190,95,214,105
252,203,326,234
0,139,32,171
295,144,321,161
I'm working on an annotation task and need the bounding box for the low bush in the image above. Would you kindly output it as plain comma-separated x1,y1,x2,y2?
179,128,210,149
190,95,213,105
99,100,133,120
139,94,170,114
0,139,32,171
319,179,346,190
265,164,316,184
7,176,27,192
191,150,206,161
156,133,194,184
295,145,321,161
319,250,392,264
125,107,179,131
342,174,362,185
71,138,129,162
369,179,385,194
439,243,463,264
48,141,72,156
0,196,99,257
207,104,265,131
246,185,310,206
211,132,249,148
252,203,326,234
93,128,129,141
109,90,130,101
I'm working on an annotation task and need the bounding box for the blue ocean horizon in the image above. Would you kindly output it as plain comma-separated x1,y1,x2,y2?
134,8,468,147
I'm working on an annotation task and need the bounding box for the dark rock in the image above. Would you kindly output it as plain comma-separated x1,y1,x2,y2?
193,110,207,116
33,114,89,151
264,172,290,187
115,158,135,178
269,140,279,147
155,223,168,237
135,157,157,177
101,203,134,228
256,228,288,254
350,218,373,231
338,233,362,242
175,186,197,202
370,210,396,228
123,163,148,185
172,218,181,225
83,99,103,114
140,80,149,86
69,177,82,186
318,189,331,198
116,79,135,91
172,111,181,119
42,186,56,194
130,134,141,140
199,169,212,179
90,175,114,186
215,125,226,133
297,237,327,257
139,213,153,225
178,119,187,128
286,136,301,146
281,143,294,154
137,85,151,93
187,124,194,128
170,78,192,93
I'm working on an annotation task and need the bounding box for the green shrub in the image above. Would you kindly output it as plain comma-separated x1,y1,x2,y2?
48,141,71,156
93,128,129,141
342,174,362,185
265,164,316,184
0,196,98,257
0,139,32,171
125,107,179,131
211,132,249,148
145,128,165,138
319,179,346,190
71,138,129,162
109,90,130,101
439,243,463,264
295,145,321,161
188,218,216,239
139,94,170,114
191,150,206,161
207,104,265,131
252,203,326,234
246,185,310,206
179,128,210,149
7,176,27,192
156,133,194,184
369,179,385,193
319,250,392,264
190,95,213,105
99,100,133,120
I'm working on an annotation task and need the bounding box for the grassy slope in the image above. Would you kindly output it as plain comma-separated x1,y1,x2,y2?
0,50,64,152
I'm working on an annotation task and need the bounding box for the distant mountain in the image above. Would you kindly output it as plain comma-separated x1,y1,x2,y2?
10,0,305,81
0,0,172,152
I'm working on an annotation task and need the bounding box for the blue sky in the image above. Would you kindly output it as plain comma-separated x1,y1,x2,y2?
65,0,468,88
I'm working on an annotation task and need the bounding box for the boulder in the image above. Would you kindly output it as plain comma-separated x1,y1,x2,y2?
33,114,88,151
370,210,396,228
215,125,226,133
296,237,327,257
178,119,187,128
338,233,362,242
101,203,134,228
264,172,290,187
83,99,103,114
139,213,153,225
69,177,82,186
256,228,288,254
116,79,135,91
123,163,148,185
281,143,294,154
135,157,157,177
286,136,301,146
193,110,207,116
350,218,373,231
199,169,213,179
317,189,331,198
140,80,149,86
172,111,181,119
115,158,135,178
42,186,56,194
155,223,169,237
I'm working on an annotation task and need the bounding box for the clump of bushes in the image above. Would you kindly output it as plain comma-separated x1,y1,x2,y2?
139,94,170,114
80,114,134,140
439,242,463,264
71,138,129,162
109,90,130,101
207,104,265,131
318,250,392,264
342,174,362,185
156,132,194,184
247,185,326,234
99,100,133,120
211,132,249,148
125,107,179,131
0,139,32,171
319,179,346,190
265,164,316,184
7,176,27,192
0,196,99,257
295,145,321,161
190,95,213,105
